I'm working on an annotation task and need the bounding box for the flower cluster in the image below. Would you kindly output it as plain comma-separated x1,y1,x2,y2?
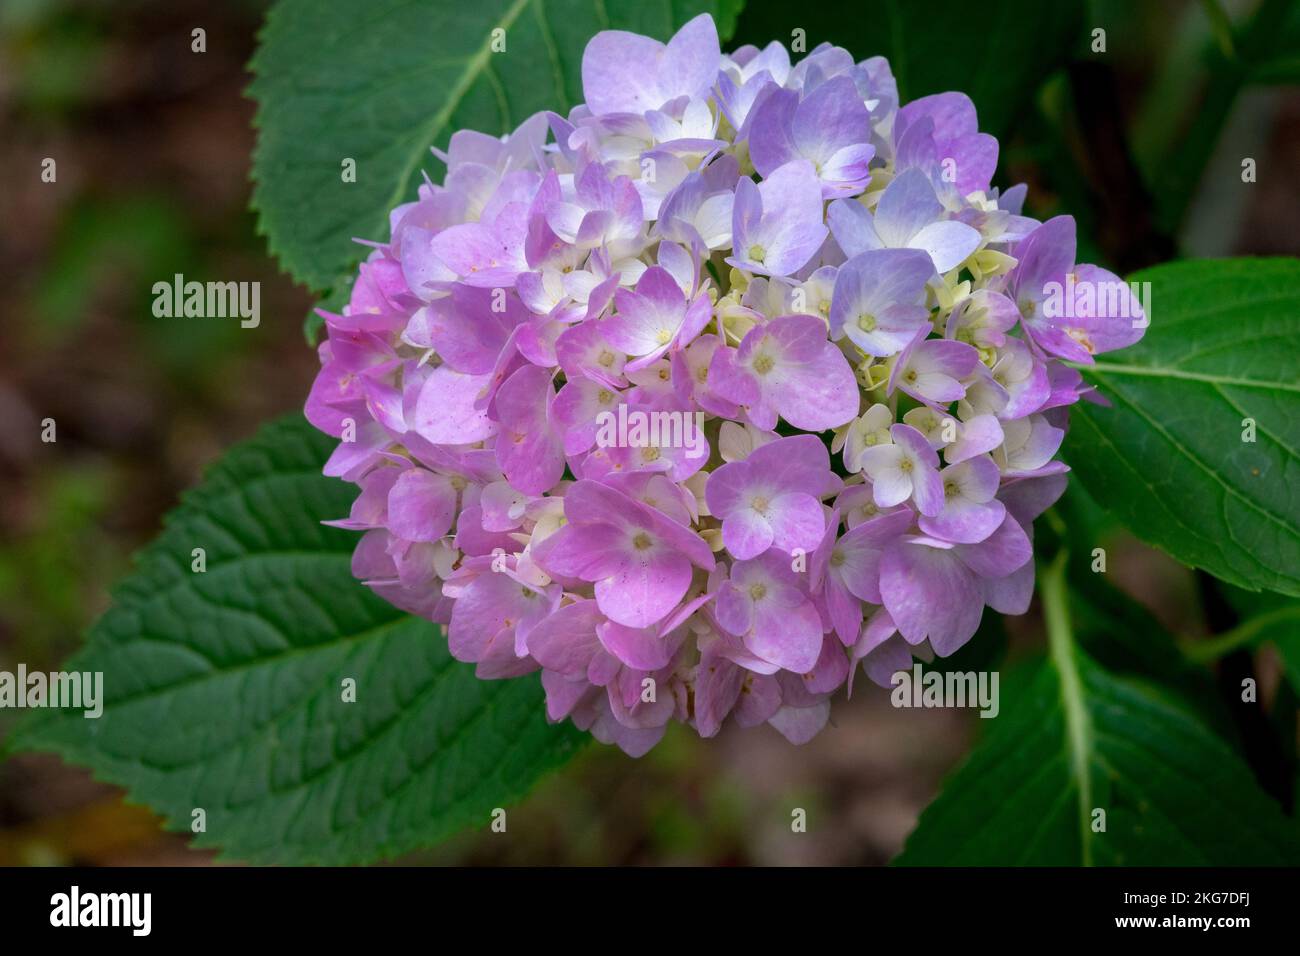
306,15,1146,754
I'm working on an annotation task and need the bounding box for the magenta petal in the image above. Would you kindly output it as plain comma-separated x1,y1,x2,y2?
597,620,676,670
801,634,850,693
386,469,456,542
564,479,714,571
824,576,862,645
595,549,692,628
533,522,627,580
748,597,823,673
758,317,860,430
702,456,750,515
448,573,534,669
494,365,565,494
746,434,838,493
541,669,594,720
693,652,744,737
722,508,775,560
767,492,826,554
413,367,496,444
716,581,756,636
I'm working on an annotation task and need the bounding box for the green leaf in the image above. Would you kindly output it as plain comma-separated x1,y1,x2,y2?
897,653,1300,865
251,0,743,297
730,0,1082,140
1066,258,1300,597
9,415,584,864
897,557,1300,865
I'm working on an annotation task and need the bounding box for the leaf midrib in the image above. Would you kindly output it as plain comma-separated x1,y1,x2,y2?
40,610,407,715
1084,362,1300,393
379,0,535,251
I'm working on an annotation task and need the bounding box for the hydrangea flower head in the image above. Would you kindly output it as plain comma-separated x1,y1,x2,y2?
306,14,1146,755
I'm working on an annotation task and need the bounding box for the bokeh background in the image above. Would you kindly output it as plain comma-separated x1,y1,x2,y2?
1,0,1296,865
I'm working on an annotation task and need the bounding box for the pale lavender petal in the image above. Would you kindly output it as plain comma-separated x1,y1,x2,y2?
909,219,981,273
945,414,1004,464
827,198,884,258
767,701,830,744
954,512,1032,578
747,86,800,176
880,538,983,655
874,168,943,247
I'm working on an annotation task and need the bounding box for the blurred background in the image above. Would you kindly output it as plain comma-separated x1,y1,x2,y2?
0,0,1296,865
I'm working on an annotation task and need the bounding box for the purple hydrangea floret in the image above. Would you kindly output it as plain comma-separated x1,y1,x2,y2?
306,15,1146,755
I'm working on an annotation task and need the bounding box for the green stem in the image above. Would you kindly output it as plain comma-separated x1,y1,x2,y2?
1042,505,1068,541
1040,549,1094,866
1199,0,1237,60
1183,606,1300,664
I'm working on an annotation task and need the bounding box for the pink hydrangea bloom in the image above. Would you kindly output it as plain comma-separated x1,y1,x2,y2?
306,14,1147,754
